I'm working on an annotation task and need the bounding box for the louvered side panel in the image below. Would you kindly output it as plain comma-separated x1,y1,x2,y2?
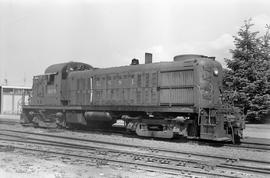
160,88,194,105
160,70,193,87
159,69,194,106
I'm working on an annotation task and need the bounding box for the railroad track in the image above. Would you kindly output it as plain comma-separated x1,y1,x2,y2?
0,119,19,125
227,141,270,151
1,118,270,151
23,124,270,151
0,129,269,177
188,139,270,151
0,135,235,177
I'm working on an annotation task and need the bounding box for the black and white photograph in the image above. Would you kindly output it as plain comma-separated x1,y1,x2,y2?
0,0,269,177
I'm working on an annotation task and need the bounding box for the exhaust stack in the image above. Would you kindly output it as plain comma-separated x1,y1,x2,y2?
145,53,152,64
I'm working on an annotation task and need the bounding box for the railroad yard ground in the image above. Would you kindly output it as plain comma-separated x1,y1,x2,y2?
0,115,270,178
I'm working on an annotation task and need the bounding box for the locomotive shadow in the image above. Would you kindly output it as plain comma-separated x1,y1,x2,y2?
197,139,236,147
134,135,190,143
36,124,233,147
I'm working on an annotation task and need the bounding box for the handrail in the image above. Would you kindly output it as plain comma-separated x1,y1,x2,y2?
194,84,202,126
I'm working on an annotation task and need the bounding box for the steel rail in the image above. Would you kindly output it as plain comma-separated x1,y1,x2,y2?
0,140,236,178
1,129,269,164
0,131,269,176
1,119,270,149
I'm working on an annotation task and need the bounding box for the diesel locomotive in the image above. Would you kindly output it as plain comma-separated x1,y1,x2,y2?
20,53,245,143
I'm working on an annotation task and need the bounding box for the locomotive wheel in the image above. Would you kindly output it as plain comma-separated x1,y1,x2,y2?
32,116,41,128
233,134,241,144
67,123,72,129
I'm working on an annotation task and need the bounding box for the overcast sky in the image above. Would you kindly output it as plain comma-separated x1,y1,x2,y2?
0,0,269,86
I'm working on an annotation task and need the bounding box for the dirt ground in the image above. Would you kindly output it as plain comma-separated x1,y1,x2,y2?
0,149,178,178
0,114,270,178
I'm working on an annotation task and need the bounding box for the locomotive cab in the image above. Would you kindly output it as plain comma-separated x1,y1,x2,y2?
22,62,93,127
30,62,93,106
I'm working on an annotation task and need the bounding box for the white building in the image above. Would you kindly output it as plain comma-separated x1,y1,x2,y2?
0,85,31,115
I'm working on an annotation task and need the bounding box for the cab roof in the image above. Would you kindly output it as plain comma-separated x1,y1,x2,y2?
45,62,93,74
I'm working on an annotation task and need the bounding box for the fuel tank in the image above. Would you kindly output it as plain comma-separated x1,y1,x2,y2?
84,111,112,121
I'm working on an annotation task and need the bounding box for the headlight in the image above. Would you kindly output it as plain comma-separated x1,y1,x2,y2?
213,68,219,76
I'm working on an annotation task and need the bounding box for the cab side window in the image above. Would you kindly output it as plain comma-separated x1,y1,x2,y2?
47,75,55,85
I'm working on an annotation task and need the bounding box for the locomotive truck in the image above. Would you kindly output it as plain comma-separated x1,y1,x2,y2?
20,53,245,143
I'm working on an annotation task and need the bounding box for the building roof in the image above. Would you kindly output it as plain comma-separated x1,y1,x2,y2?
0,85,32,90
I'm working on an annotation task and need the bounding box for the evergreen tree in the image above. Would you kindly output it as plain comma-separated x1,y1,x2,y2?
224,19,270,122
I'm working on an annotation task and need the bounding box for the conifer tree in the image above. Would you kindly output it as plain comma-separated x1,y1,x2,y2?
224,19,270,122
